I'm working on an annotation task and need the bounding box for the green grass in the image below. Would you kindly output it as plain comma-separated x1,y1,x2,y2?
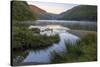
12,21,60,51
12,21,60,65
51,33,97,63
12,50,28,66
12,27,60,51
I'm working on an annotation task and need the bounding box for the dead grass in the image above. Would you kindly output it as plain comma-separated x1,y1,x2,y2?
68,30,97,38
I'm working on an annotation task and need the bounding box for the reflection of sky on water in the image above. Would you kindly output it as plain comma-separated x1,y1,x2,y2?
23,27,79,63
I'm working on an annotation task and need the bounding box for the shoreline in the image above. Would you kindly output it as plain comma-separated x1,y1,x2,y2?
67,30,97,38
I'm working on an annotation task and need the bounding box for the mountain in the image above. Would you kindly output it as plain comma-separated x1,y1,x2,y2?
29,5,46,14
12,1,97,21
29,5,57,20
12,1,36,21
57,5,97,21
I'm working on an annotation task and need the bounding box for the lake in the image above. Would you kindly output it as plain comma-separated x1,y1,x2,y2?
20,20,97,31
18,20,96,65
21,26,80,64
34,20,97,31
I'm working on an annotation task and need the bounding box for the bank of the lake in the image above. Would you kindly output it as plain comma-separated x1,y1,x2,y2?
12,22,60,65
68,30,97,38
21,29,79,65
51,31,97,63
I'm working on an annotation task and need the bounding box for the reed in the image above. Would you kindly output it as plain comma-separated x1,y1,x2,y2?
51,33,97,63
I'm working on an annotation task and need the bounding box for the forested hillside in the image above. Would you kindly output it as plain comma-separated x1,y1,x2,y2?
12,1,36,21
57,5,97,21
29,5,57,20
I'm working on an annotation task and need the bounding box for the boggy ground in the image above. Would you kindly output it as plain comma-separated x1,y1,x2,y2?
51,30,97,63
12,21,60,65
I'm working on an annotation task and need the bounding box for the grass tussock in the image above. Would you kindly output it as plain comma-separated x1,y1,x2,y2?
12,22,60,51
12,21,60,65
51,33,97,63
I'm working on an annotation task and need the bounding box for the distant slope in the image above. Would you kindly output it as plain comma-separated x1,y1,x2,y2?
29,5,57,20
29,5,46,14
12,1,36,21
57,5,97,21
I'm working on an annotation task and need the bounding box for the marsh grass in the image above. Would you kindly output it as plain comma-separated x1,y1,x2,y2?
12,30,60,51
51,33,97,63
12,50,29,66
12,21,60,65
12,20,60,51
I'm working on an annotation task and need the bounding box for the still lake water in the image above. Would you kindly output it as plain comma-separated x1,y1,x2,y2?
34,20,97,31
21,20,96,64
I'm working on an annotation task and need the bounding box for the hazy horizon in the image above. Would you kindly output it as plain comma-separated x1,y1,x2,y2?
27,1,78,14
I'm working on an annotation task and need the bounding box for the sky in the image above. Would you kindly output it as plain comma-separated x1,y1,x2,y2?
27,1,78,14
